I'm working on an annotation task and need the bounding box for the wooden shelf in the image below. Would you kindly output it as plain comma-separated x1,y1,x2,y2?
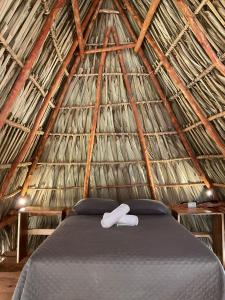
171,205,224,266
17,206,67,263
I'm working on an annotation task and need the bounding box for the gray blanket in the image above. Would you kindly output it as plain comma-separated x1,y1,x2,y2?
13,214,225,300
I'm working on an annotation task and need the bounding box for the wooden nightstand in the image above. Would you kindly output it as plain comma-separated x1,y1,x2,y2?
17,206,68,263
171,205,224,265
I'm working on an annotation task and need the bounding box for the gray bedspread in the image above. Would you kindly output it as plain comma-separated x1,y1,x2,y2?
13,214,225,300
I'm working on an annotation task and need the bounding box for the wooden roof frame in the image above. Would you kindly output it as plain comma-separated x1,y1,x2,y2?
114,0,213,190
112,28,157,199
83,27,112,198
0,0,102,198
123,0,225,157
1,0,224,199
0,0,66,131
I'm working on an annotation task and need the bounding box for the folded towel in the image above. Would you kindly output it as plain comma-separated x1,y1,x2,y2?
101,204,130,228
103,213,139,226
117,215,139,226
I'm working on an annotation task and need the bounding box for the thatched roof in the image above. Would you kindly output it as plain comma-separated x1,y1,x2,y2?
0,0,225,251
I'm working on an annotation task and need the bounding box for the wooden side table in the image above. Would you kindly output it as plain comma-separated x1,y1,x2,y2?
171,205,224,266
17,206,68,263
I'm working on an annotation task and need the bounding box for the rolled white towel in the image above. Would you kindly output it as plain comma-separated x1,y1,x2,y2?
103,213,138,227
117,215,139,226
101,204,130,228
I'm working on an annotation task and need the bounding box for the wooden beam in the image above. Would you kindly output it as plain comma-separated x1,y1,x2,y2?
83,27,112,198
174,0,225,77
134,0,161,53
71,0,85,56
0,0,101,199
112,28,157,199
20,0,104,197
84,43,135,54
114,0,213,190
0,0,66,131
123,0,225,157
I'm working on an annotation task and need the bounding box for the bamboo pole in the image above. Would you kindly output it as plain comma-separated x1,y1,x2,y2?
84,43,135,54
174,0,225,77
0,0,101,198
27,181,208,191
71,0,85,56
114,0,212,189
123,0,225,157
0,154,223,170
134,0,161,53
0,0,66,130
20,0,104,197
83,27,112,198
112,28,157,199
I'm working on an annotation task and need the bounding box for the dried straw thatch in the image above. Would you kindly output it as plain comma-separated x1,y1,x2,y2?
0,0,225,251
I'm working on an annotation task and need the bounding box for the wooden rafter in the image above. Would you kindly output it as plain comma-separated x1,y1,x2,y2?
123,0,225,157
114,0,213,189
0,0,101,199
84,43,135,54
112,28,157,199
174,0,225,77
20,0,104,197
134,0,161,53
83,27,112,198
0,0,66,131
71,0,85,57
41,0,69,76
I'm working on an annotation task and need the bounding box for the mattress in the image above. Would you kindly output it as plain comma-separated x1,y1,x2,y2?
13,214,225,300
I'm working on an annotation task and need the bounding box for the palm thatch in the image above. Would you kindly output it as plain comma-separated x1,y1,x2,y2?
0,0,225,252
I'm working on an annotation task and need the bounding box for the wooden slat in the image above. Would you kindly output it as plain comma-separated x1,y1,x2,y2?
27,229,55,235
83,27,112,198
112,28,157,199
0,0,66,130
134,0,161,52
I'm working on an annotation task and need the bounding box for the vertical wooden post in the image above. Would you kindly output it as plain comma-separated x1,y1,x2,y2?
134,0,161,53
112,28,157,199
0,0,102,199
0,0,66,130
71,0,85,56
83,27,112,198
212,213,224,265
175,0,225,76
17,211,28,263
20,0,104,197
114,0,213,189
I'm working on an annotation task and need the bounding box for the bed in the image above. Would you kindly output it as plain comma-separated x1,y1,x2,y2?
13,200,225,300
